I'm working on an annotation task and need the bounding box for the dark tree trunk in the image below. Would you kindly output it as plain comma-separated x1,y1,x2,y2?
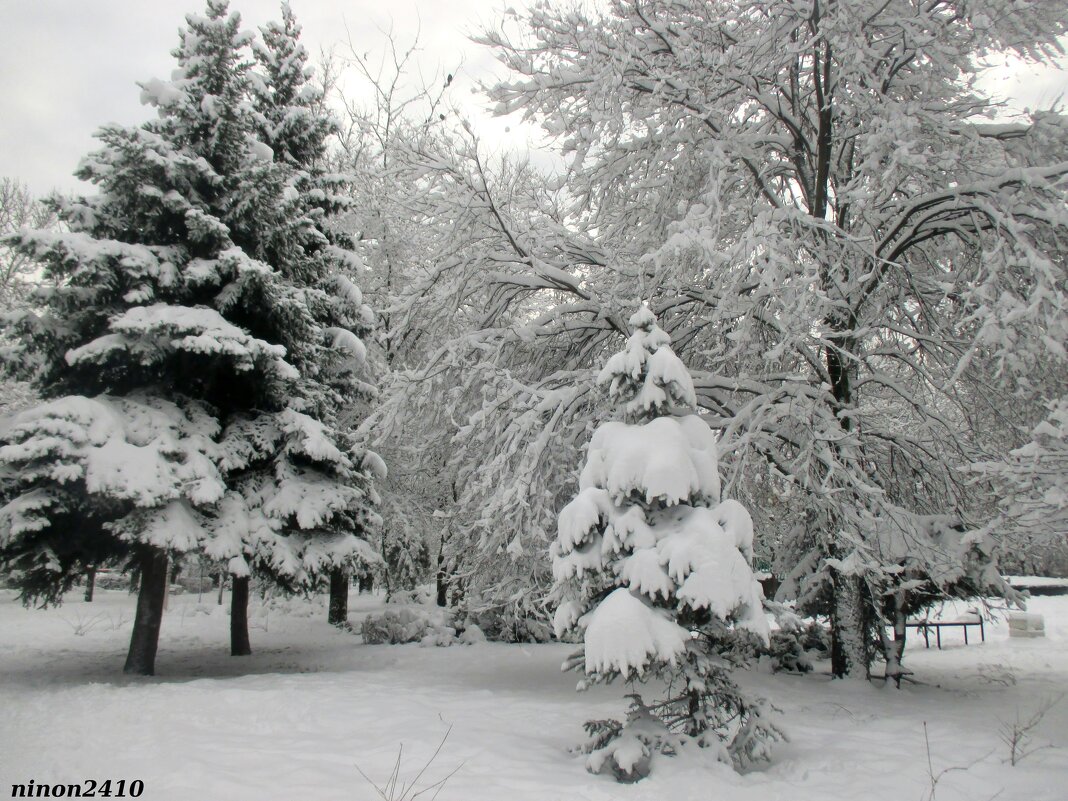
830,630,847,678
230,575,251,656
436,541,448,608
328,567,349,627
84,566,97,603
829,567,848,678
123,548,168,675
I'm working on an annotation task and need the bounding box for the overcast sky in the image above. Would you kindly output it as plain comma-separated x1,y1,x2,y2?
1,1,1065,198
0,0,524,196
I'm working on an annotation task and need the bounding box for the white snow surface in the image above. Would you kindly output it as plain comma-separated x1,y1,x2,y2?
1007,576,1068,588
2,589,1067,800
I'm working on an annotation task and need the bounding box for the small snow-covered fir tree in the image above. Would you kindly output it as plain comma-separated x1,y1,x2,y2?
551,305,782,781
0,1,380,672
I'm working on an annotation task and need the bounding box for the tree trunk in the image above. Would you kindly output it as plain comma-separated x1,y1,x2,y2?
436,485,458,608
328,567,349,627
830,572,871,679
830,622,846,678
84,565,97,603
880,590,909,688
216,572,225,605
436,547,448,608
822,307,868,679
123,548,168,676
230,575,251,656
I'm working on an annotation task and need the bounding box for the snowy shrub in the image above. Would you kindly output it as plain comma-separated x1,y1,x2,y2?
264,593,323,618
798,621,832,655
419,624,458,647
416,618,489,647
458,622,487,645
584,696,676,783
468,601,554,643
764,630,815,675
361,609,431,644
175,575,214,594
758,603,829,673
94,571,133,591
550,306,783,780
387,584,435,605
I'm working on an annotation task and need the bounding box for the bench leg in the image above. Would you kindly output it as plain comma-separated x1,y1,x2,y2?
937,627,941,649
981,620,985,642
965,626,968,645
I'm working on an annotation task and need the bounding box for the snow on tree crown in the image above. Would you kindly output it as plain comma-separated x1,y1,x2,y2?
598,304,697,420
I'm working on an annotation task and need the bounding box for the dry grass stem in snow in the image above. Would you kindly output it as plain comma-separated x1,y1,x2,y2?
355,727,464,801
999,695,1064,766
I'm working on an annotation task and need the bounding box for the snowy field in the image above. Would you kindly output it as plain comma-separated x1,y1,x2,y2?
2,589,1067,801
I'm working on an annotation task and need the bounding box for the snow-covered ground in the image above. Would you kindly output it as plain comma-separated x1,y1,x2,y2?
2,589,1066,801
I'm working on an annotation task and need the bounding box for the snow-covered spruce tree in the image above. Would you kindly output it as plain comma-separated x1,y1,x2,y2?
0,1,379,672
248,2,382,630
551,306,781,782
